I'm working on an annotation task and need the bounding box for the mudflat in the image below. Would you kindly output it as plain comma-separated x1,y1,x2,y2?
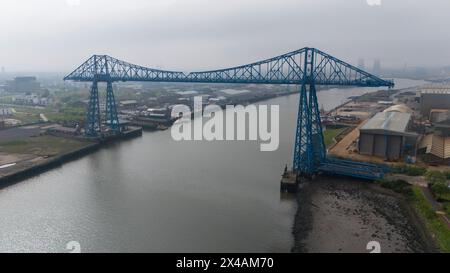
292,176,436,253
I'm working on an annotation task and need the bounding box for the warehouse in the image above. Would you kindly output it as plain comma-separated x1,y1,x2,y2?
419,121,450,164
420,88,450,117
358,112,417,161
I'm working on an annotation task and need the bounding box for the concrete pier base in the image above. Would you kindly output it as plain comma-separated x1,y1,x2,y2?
280,170,299,193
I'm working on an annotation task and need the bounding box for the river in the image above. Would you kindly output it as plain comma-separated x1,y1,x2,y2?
0,79,426,252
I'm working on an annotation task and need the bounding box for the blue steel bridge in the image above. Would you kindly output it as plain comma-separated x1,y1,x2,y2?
64,47,394,180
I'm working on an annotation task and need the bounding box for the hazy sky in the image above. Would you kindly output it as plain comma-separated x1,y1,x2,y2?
0,0,449,72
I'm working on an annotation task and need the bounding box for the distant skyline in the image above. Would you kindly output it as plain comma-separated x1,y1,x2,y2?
1,0,450,72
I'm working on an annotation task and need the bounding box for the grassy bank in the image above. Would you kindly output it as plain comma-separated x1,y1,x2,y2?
0,136,94,157
2,105,85,124
323,127,346,148
410,186,450,252
377,179,450,252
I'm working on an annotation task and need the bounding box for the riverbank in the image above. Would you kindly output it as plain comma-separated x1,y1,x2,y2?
409,186,450,252
0,127,142,189
291,176,438,253
378,175,450,252
0,142,100,189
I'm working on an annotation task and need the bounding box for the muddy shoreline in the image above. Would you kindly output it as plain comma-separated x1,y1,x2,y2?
291,176,437,253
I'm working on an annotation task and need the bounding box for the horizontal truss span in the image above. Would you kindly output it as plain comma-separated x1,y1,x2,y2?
64,47,394,88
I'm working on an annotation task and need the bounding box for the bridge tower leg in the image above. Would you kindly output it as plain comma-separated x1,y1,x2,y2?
86,81,101,137
293,82,312,174
309,82,326,169
105,81,120,133
293,48,326,177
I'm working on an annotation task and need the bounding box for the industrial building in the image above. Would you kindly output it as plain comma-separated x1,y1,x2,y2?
413,87,450,165
420,134,450,164
420,88,450,118
5,76,41,93
358,111,417,161
429,109,450,123
119,100,138,108
419,121,450,164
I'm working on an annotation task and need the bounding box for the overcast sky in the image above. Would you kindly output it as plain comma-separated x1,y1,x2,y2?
0,0,449,72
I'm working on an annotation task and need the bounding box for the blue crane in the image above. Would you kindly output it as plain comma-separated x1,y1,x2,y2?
64,47,394,179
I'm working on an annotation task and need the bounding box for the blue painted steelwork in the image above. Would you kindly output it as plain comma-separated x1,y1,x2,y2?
65,48,394,87
64,47,394,178
85,81,101,137
106,81,120,133
320,157,389,180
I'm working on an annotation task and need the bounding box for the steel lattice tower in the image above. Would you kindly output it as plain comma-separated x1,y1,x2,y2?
292,48,327,175
86,81,101,137
106,81,120,133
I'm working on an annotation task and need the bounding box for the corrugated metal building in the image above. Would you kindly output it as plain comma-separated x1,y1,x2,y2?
359,112,416,160
419,134,450,164
420,88,450,117
419,120,450,164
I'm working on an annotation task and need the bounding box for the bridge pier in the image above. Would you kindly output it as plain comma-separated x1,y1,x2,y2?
308,82,326,168
85,81,121,137
106,81,120,133
86,81,101,137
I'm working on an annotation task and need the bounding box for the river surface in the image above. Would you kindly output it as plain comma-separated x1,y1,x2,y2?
0,79,425,252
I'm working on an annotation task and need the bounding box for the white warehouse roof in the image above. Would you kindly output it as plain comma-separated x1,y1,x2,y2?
361,112,412,135
383,104,413,114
